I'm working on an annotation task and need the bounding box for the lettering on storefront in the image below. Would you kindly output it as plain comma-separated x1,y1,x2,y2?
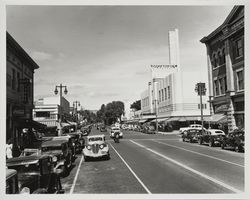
214,104,228,113
13,107,25,116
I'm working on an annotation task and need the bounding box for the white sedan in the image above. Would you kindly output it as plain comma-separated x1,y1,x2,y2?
83,135,110,161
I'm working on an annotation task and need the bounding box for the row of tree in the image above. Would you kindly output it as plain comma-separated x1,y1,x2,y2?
96,101,125,125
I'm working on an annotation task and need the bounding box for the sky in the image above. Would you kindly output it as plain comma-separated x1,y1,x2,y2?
6,5,234,115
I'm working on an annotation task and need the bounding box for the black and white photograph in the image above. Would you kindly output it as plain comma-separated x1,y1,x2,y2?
1,0,249,199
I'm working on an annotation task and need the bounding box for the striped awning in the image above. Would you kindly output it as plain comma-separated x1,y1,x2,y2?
204,114,227,123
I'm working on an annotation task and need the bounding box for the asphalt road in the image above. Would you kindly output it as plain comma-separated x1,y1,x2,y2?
61,128,244,194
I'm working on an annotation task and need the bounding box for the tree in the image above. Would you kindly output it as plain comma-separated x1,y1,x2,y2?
96,101,125,125
130,100,141,111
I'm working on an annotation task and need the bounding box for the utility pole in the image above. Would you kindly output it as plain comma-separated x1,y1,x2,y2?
73,101,80,123
195,82,206,133
54,84,68,136
153,99,159,134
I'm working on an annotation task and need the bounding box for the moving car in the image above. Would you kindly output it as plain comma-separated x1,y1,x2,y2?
83,135,110,161
221,128,245,152
182,129,201,143
100,125,107,132
198,129,225,147
6,155,64,194
179,124,205,134
110,127,123,138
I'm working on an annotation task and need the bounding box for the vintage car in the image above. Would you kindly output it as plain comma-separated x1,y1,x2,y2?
179,124,206,134
198,129,225,147
67,132,85,154
100,125,107,132
110,127,123,138
6,155,64,194
80,125,91,136
41,139,73,175
146,126,156,134
6,169,20,194
182,129,202,143
221,129,245,152
83,135,110,161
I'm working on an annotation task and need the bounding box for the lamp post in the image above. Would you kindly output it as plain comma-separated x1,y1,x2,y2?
195,82,206,133
152,99,159,134
54,84,68,136
73,101,80,123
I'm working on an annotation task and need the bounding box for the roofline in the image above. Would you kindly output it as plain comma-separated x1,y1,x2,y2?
200,5,243,43
7,32,39,70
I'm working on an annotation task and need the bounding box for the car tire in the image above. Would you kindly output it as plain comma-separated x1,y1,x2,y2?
209,140,214,147
235,145,240,152
221,143,225,149
84,156,88,162
182,138,185,142
198,139,202,145
190,139,193,143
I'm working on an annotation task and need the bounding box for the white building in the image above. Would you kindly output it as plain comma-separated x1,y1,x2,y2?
33,96,70,127
140,29,210,123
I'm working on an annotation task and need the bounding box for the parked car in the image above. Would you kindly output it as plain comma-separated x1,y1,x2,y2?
6,155,64,194
6,169,20,194
179,124,206,134
146,126,156,134
221,129,245,152
182,129,201,143
198,129,225,147
83,135,110,161
67,132,85,154
41,139,73,176
110,127,123,138
81,125,91,136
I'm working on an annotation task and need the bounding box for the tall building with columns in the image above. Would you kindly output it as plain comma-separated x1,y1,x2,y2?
200,6,244,132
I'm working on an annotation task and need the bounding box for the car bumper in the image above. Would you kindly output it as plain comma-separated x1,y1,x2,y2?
83,149,109,157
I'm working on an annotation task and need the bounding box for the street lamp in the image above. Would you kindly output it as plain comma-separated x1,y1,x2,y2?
73,101,80,122
54,84,68,135
152,99,159,134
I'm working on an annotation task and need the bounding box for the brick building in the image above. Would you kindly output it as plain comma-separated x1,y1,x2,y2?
200,6,244,132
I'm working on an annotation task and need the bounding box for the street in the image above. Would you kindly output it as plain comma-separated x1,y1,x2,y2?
61,129,244,194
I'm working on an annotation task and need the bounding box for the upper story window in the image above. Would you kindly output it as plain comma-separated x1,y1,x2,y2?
164,88,167,100
7,74,11,87
235,38,243,58
212,54,217,69
237,70,244,91
222,49,226,64
161,89,164,102
12,69,16,90
17,72,20,92
159,91,161,102
214,80,219,96
167,86,170,99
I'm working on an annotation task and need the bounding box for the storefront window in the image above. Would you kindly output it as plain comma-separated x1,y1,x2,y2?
214,80,219,96
237,70,244,90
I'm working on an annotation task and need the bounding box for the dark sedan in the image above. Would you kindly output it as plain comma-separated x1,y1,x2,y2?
221,129,244,152
182,129,202,143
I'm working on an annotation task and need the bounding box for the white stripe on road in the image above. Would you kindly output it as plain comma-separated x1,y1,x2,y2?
109,142,151,194
70,155,84,194
153,140,244,168
130,140,242,193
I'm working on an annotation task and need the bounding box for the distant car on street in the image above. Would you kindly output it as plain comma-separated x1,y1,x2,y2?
110,127,123,138
179,124,206,134
221,129,245,152
100,125,107,132
182,129,201,143
83,135,110,161
146,126,156,134
198,129,225,147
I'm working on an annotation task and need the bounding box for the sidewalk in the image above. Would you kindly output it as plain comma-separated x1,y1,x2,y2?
158,130,180,135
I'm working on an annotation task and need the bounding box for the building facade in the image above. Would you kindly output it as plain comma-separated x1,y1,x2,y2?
6,32,39,148
141,29,210,124
200,6,244,132
33,96,70,127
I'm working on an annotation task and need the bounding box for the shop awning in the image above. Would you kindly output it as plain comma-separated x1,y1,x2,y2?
167,117,180,122
151,117,169,122
17,119,47,130
139,119,147,123
67,121,77,125
204,114,227,123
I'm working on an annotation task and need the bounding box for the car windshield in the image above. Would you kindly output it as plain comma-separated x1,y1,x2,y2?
89,137,103,142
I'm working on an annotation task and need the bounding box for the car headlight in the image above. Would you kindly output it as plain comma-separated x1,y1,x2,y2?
87,145,91,150
100,144,105,149
20,187,30,194
52,156,57,163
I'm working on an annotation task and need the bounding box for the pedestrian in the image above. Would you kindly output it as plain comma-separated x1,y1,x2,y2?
6,138,13,159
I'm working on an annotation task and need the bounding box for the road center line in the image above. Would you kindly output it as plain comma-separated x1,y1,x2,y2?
109,142,151,194
70,155,84,194
130,140,242,193
153,140,244,168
